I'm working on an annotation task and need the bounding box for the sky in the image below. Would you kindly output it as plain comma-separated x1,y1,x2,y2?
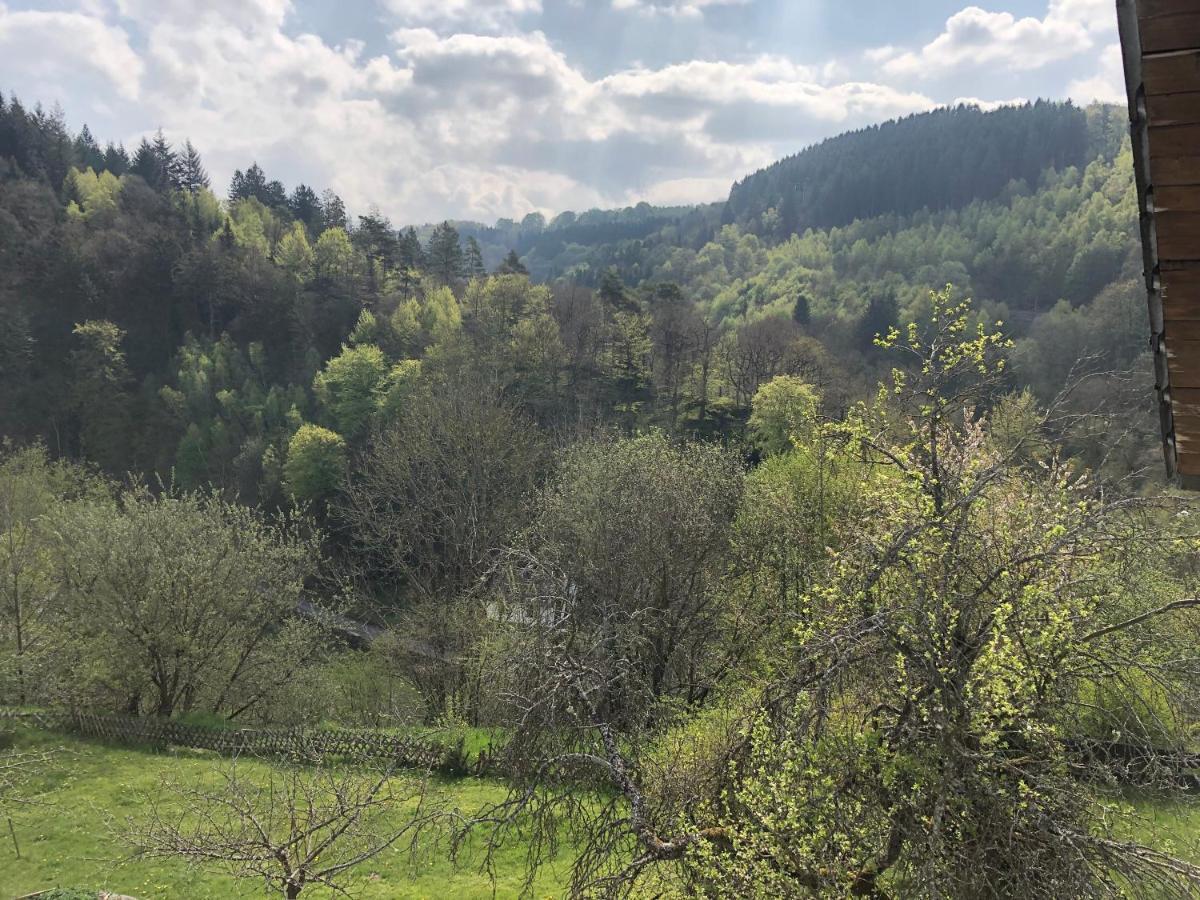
0,0,1124,224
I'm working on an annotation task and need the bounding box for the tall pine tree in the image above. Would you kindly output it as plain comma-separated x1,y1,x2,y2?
464,236,487,280
426,221,464,285
173,140,210,192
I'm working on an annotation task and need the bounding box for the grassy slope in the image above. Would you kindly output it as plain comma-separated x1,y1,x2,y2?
1,728,565,899
4,728,1199,898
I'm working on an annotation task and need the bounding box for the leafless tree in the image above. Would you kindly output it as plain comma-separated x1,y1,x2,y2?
0,736,60,860
126,756,442,898
719,315,830,408
336,379,548,722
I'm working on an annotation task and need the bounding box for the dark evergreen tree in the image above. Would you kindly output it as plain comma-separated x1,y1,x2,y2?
229,162,268,203
497,249,528,277
37,103,75,191
353,212,399,270
396,226,425,296
263,179,289,213
427,221,464,284
464,236,487,279
102,142,130,176
598,267,633,311
74,124,104,172
173,140,210,192
855,291,899,352
792,293,811,327
398,227,425,271
289,184,324,235
131,136,172,192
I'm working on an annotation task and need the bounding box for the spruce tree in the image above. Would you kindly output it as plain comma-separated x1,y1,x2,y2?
131,137,169,191
264,179,288,213
464,236,487,280
497,249,528,277
426,221,464,285
791,292,810,327
289,184,324,235
397,227,425,296
102,143,129,176
173,140,210,193
74,124,104,171
229,162,268,203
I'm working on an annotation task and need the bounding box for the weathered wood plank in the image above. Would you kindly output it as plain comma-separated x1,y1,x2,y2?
1141,13,1200,54
1171,413,1200,438
1162,290,1200,322
1176,449,1200,476
1147,92,1200,127
1144,52,1200,97
1150,153,1200,186
1168,321,1200,341
1156,211,1200,258
1172,387,1200,415
1156,185,1200,212
1149,124,1200,156
1167,350,1200,387
1141,0,1200,22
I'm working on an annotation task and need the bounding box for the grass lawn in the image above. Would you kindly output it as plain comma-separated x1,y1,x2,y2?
0,727,567,899
5,726,1199,900
1106,788,1200,861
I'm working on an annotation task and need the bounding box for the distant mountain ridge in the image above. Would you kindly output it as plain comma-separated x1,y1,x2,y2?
446,100,1125,280
723,100,1099,236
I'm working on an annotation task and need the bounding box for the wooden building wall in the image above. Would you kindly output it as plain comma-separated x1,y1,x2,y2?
1119,0,1200,484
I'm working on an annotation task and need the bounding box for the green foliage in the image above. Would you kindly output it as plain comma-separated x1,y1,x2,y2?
684,293,1192,897
0,444,106,705
284,424,346,503
0,728,566,899
276,220,314,279
313,343,389,437
64,167,121,220
314,225,355,279
725,101,1088,236
426,220,464,284
377,359,423,422
225,197,278,255
348,308,379,346
69,321,132,473
747,375,820,455
48,487,323,718
419,284,462,341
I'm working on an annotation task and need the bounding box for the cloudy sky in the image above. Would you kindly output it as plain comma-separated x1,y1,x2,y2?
0,0,1123,224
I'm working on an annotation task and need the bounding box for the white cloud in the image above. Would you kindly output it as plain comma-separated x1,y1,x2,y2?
864,44,899,64
1066,41,1125,105
115,0,291,32
1048,0,1118,34
113,12,935,220
382,0,542,32
2,0,1102,223
0,7,143,100
879,1,1102,78
952,96,1029,111
602,57,934,138
637,175,731,205
611,0,749,19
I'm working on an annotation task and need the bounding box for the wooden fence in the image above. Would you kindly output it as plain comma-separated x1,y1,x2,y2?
1,707,490,776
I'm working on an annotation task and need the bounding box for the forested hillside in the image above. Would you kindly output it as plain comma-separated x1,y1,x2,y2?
6,90,1200,898
0,94,1152,493
723,101,1099,235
